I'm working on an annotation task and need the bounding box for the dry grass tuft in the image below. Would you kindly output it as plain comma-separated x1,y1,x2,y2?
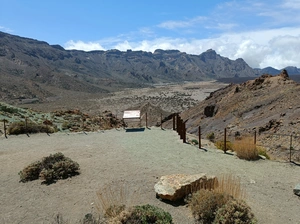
213,174,246,200
233,137,259,161
96,181,139,219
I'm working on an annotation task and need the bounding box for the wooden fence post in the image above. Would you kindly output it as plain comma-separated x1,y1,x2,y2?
161,113,163,129
254,130,257,145
146,112,148,128
198,126,201,149
224,128,227,153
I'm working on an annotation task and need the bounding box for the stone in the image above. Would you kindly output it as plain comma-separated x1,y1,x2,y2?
154,173,216,202
293,183,300,196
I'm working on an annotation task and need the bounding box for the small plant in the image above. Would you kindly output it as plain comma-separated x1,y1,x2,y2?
19,152,80,184
233,137,259,160
213,199,257,224
215,141,233,152
121,204,173,224
257,146,270,160
191,139,199,145
206,132,215,142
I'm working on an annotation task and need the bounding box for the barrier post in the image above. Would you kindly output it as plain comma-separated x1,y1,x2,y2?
290,135,293,162
224,128,227,153
254,130,257,145
146,113,148,128
161,113,163,129
172,114,175,130
25,117,28,135
3,119,7,138
198,126,201,149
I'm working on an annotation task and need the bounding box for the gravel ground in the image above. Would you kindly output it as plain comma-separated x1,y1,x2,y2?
0,127,300,223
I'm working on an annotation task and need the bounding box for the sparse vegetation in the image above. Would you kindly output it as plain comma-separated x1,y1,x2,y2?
19,152,79,184
215,140,233,152
213,199,257,224
257,146,270,160
120,204,173,224
188,174,250,224
206,132,215,142
233,137,259,161
8,121,57,135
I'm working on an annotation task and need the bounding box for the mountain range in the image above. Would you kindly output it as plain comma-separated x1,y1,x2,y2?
0,31,299,104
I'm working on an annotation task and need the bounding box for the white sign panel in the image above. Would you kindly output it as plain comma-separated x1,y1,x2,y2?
123,110,141,119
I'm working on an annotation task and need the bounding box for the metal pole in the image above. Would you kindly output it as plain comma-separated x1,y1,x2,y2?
180,118,183,139
25,117,28,135
4,120,7,138
290,134,293,162
254,130,257,145
173,114,175,130
199,126,201,149
224,128,227,153
160,113,163,129
183,121,186,143
146,112,148,128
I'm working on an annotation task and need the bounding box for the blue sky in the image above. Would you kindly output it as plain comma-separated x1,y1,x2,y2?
1,0,300,69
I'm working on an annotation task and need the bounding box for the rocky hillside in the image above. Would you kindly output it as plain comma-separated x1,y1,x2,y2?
0,31,257,104
179,70,300,160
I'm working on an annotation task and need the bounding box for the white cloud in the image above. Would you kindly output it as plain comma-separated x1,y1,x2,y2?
0,26,13,33
64,27,300,69
64,40,105,51
157,16,206,29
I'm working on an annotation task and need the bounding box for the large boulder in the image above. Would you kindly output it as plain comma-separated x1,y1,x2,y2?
154,173,217,202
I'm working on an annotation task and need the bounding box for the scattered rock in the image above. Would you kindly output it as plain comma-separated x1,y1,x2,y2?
154,173,216,202
293,183,300,196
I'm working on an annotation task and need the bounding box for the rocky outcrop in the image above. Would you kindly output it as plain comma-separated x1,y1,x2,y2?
154,173,217,202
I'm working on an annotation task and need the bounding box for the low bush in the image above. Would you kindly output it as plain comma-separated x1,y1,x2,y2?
19,152,79,184
121,204,173,224
233,137,259,161
213,199,257,224
188,189,232,223
191,139,199,145
8,121,56,135
188,174,247,223
215,141,233,152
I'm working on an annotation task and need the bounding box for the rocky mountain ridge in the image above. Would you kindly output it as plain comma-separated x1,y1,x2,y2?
0,31,258,104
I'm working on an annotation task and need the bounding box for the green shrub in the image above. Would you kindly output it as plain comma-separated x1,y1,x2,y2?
19,152,80,184
188,190,232,224
215,141,233,152
213,199,257,224
206,132,215,142
121,204,173,224
191,139,199,145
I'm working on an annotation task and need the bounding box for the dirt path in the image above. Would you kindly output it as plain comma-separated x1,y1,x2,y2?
0,127,299,223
